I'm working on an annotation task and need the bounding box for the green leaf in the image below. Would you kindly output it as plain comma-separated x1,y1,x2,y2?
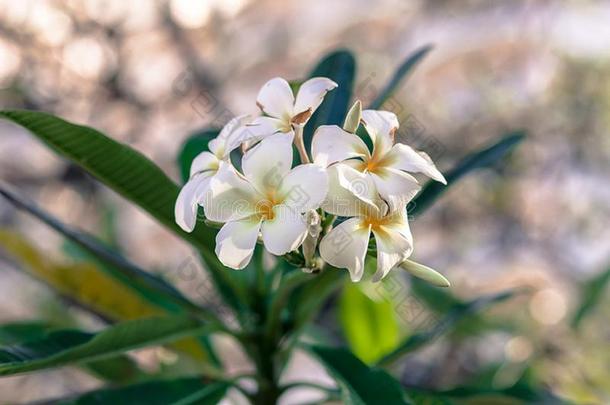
368,45,433,110
0,321,143,384
63,378,228,405
572,265,610,328
0,315,214,377
377,290,518,367
0,229,216,364
307,345,411,405
411,131,525,217
303,50,356,151
177,129,218,184
339,282,399,364
0,185,203,316
0,321,52,345
0,110,215,252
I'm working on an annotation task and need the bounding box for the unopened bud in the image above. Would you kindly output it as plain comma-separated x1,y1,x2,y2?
342,100,362,133
400,259,450,287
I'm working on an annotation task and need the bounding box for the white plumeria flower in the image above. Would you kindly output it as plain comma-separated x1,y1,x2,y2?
312,109,446,211
174,115,251,232
248,77,338,139
203,132,328,269
319,164,414,282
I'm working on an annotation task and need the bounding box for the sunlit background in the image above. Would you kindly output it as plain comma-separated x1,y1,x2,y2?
1,0,609,403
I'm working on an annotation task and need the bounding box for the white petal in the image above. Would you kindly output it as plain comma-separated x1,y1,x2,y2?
335,164,380,208
321,164,377,217
278,164,328,212
209,114,251,158
175,173,212,232
372,221,413,282
203,164,259,222
293,77,338,117
319,218,371,282
242,132,294,195
361,109,399,156
189,151,219,178
256,77,295,119
385,144,447,184
233,116,282,147
370,168,421,212
311,125,369,167
215,217,262,269
260,205,307,255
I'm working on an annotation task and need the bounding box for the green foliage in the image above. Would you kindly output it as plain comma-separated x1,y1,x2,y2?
411,131,526,217
368,45,433,110
302,50,356,150
339,282,399,364
378,289,519,367
63,378,228,405
572,265,610,328
0,315,213,377
0,110,215,250
0,48,531,404
308,345,411,404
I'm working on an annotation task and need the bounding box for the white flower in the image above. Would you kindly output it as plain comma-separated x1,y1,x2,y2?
247,77,338,140
174,115,251,232
312,109,446,211
319,164,414,282
203,132,328,269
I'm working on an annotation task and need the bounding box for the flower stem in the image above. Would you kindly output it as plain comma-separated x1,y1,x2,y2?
293,125,311,164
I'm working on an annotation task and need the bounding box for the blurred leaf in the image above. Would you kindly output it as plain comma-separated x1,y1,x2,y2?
339,282,399,364
0,229,169,320
289,269,344,335
411,131,526,217
0,186,204,315
377,290,518,367
572,265,610,328
308,345,411,404
0,229,217,364
0,321,52,345
63,378,228,405
177,129,218,184
0,110,216,257
303,50,356,151
0,321,143,383
0,315,213,376
368,45,433,110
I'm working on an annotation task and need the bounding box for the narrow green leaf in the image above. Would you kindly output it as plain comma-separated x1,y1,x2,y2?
377,290,518,367
303,50,356,150
0,321,52,345
339,283,399,364
411,131,526,217
571,266,610,328
0,321,144,384
0,110,215,251
0,315,214,376
63,378,228,405
368,45,433,110
307,345,411,405
0,184,202,315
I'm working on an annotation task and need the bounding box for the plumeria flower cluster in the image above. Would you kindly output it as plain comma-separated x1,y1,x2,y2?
175,76,450,286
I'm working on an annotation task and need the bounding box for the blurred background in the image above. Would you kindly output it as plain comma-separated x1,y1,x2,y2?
1,0,609,403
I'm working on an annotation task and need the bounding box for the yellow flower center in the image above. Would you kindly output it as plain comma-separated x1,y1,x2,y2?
256,199,278,221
